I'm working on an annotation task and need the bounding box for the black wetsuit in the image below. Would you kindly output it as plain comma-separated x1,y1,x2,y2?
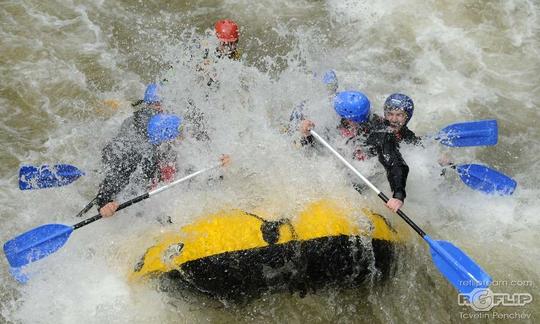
301,114,421,202
96,106,176,208
363,115,421,201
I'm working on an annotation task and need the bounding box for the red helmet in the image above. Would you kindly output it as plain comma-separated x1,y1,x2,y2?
215,19,239,42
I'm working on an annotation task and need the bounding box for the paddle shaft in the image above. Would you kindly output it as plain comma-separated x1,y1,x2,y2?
309,130,426,237
72,165,220,230
310,130,493,291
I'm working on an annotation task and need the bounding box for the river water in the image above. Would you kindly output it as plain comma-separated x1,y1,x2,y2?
1,1,539,323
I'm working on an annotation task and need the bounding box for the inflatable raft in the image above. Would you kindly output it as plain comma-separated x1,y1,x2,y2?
131,199,404,301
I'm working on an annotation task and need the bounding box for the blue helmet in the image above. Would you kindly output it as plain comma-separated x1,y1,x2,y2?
147,114,182,145
384,93,414,123
143,83,161,104
322,70,338,94
333,91,371,123
322,70,337,85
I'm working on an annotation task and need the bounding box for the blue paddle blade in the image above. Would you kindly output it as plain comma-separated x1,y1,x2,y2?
438,120,498,147
3,224,73,268
456,164,517,195
424,236,492,295
9,266,30,284
19,164,85,190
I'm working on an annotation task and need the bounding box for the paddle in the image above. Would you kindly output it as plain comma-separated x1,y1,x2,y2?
19,164,85,190
453,163,516,195
435,119,497,147
309,130,492,296
4,164,220,278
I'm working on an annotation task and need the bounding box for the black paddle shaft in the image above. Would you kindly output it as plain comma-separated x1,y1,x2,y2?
308,130,428,238
70,164,219,231
377,192,426,238
72,193,150,230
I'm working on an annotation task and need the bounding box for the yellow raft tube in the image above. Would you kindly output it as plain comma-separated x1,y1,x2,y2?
131,199,405,301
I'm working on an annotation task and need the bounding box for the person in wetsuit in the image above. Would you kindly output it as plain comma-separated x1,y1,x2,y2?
299,92,420,212
214,19,241,60
198,19,241,86
97,83,230,218
182,19,243,142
